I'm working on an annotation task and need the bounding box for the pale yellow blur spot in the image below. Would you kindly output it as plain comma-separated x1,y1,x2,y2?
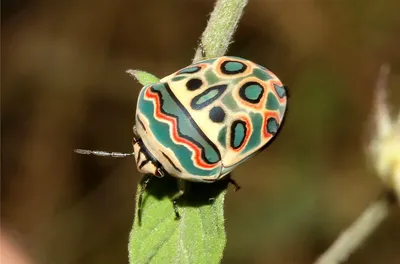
369,65,400,200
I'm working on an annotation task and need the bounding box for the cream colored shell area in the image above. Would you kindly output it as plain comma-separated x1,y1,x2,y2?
159,62,283,170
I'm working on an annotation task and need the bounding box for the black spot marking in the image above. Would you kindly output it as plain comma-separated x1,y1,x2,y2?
190,84,228,110
209,106,225,123
186,78,203,91
221,60,247,75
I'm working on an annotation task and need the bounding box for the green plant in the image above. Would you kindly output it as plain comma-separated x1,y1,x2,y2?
127,1,248,263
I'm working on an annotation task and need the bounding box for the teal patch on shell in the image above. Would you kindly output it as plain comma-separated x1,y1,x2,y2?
177,66,201,74
224,61,245,72
198,90,219,105
217,126,227,148
243,112,262,153
171,76,186,82
205,69,220,85
222,93,240,111
266,117,279,135
266,92,280,110
231,121,246,149
253,68,273,81
273,83,286,98
244,83,263,100
191,84,227,110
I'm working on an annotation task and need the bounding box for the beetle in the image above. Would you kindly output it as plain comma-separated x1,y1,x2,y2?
75,53,288,221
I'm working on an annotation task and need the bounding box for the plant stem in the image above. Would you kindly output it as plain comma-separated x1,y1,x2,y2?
193,0,248,62
314,190,397,264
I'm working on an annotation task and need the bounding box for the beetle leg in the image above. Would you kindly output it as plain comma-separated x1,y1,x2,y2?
229,178,241,191
137,174,151,226
171,179,186,220
155,166,166,178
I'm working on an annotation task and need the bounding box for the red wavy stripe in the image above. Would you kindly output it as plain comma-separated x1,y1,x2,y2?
145,87,218,170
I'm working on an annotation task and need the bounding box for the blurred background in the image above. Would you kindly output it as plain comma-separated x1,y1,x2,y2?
2,0,400,263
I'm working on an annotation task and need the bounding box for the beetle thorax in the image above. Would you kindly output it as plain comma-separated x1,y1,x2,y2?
133,140,159,176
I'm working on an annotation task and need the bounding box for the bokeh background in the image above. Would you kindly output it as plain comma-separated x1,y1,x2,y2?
2,0,400,263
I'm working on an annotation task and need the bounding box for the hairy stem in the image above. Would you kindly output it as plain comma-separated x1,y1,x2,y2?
193,0,248,62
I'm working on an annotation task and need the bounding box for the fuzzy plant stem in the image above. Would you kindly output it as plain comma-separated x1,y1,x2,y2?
314,190,396,264
193,0,248,62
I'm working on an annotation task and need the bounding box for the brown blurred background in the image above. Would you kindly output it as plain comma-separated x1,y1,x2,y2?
2,0,400,263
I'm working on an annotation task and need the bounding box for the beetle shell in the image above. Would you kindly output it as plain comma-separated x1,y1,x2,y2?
134,56,287,182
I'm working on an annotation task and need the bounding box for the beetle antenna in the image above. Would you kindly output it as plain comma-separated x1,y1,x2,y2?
74,149,134,158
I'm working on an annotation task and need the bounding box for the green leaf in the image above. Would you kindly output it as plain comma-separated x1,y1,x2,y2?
127,69,160,86
129,176,228,264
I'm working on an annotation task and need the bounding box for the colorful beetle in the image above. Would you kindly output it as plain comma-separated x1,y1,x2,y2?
75,55,287,220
